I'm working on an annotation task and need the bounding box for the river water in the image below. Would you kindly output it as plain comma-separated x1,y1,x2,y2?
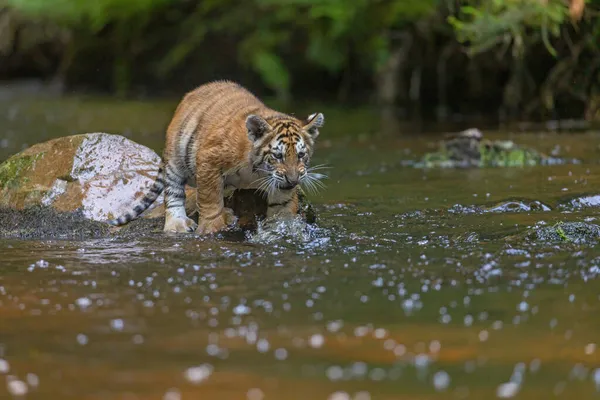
1,97,600,399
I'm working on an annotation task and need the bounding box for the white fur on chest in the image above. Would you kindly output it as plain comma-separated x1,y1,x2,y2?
224,165,261,190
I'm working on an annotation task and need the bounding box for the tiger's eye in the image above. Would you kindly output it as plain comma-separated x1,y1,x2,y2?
274,153,283,160
298,152,305,159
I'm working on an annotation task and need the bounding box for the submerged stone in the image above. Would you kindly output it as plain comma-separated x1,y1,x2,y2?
417,128,574,168
0,133,316,239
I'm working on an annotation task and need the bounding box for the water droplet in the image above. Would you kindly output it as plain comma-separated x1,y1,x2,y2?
132,334,144,345
75,297,92,308
76,334,88,346
184,364,213,384
274,348,288,360
256,339,270,353
233,304,251,315
585,343,596,355
433,370,451,391
163,388,181,400
592,368,600,388
26,373,39,388
479,330,489,342
110,319,124,331
517,301,529,312
247,388,264,400
496,382,520,398
414,354,430,369
328,392,350,400
0,359,9,373
353,392,371,400
529,358,541,373
326,365,344,381
373,328,387,339
309,334,324,348
7,378,27,396
326,320,343,333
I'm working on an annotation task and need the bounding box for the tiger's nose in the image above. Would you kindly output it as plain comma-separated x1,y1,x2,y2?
285,175,299,187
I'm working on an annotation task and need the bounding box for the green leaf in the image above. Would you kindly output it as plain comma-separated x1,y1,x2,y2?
251,51,290,97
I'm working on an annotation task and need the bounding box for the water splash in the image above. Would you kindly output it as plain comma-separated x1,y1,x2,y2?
247,215,332,248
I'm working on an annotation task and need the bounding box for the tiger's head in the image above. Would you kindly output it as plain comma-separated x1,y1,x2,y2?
246,112,325,193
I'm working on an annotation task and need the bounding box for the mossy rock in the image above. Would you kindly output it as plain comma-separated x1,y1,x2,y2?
417,128,572,168
509,221,600,245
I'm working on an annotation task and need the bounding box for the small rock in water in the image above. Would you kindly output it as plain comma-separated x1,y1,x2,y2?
496,382,520,398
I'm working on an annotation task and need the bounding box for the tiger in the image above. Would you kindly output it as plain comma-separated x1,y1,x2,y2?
108,80,326,235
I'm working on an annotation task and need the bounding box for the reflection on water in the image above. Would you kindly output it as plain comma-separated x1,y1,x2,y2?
1,97,600,399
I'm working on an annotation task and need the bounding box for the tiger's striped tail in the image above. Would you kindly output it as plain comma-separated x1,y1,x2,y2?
107,166,165,226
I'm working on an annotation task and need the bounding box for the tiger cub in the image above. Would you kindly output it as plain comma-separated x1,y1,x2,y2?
108,80,325,235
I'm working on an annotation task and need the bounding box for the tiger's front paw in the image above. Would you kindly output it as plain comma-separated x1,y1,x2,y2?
196,208,237,235
164,215,198,233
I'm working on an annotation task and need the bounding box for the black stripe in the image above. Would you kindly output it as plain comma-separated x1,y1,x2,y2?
165,187,185,195
141,196,156,205
166,164,186,180
185,129,197,172
165,170,181,179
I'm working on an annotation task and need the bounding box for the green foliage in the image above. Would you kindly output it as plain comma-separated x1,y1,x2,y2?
156,0,439,99
448,0,572,57
6,0,168,31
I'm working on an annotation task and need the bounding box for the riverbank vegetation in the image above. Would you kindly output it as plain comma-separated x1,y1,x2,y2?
0,0,598,122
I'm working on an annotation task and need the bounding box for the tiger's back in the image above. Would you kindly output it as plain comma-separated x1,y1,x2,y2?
164,80,274,180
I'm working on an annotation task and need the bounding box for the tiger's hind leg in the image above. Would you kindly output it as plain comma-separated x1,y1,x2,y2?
163,161,197,233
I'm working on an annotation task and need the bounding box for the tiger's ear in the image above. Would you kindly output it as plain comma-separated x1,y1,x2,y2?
303,112,325,138
246,115,271,142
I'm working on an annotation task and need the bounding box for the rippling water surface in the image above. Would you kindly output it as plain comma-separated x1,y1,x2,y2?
1,98,600,399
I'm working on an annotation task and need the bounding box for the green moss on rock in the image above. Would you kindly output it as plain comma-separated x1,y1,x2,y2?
520,221,600,245
0,153,43,189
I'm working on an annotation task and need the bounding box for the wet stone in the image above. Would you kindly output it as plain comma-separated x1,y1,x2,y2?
558,193,600,210
518,221,600,245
